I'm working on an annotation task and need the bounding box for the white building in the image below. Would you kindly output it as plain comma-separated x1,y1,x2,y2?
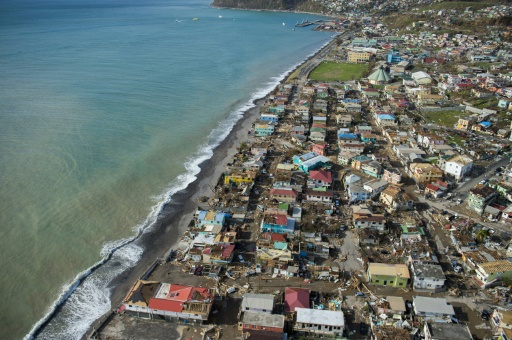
413,296,455,321
411,263,446,292
443,154,473,180
294,308,344,336
363,179,389,198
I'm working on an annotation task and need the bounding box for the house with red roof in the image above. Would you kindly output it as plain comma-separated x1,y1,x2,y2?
269,188,298,203
423,57,445,65
122,280,214,321
309,142,327,156
257,232,288,251
284,287,310,312
308,169,333,188
206,244,235,265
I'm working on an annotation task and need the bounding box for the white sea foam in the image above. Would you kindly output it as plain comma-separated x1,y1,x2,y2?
26,34,336,340
28,244,143,340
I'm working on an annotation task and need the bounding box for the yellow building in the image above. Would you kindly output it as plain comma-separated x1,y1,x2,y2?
455,117,475,130
347,51,372,63
409,163,443,184
224,169,257,185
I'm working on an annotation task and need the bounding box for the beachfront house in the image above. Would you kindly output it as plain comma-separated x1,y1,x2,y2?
196,210,228,228
122,280,214,322
224,169,257,185
254,122,275,137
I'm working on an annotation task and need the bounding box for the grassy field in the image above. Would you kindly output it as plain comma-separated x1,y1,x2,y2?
309,62,368,82
423,110,464,128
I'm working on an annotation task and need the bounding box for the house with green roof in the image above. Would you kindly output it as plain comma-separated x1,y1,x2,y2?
367,66,392,85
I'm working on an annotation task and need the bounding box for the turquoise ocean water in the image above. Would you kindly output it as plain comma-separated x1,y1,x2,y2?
0,0,332,338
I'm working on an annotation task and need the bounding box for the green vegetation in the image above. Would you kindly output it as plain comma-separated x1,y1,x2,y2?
418,0,501,12
309,62,368,82
422,110,464,128
470,97,498,109
446,134,467,147
212,0,327,12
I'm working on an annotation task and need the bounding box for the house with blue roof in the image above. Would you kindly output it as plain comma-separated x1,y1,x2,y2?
337,132,358,140
387,51,403,64
197,211,228,228
260,114,279,123
376,114,397,127
293,152,330,173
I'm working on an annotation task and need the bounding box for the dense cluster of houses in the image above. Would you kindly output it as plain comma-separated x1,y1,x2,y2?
112,5,512,339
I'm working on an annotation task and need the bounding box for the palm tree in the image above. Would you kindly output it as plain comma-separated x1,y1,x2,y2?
475,229,490,244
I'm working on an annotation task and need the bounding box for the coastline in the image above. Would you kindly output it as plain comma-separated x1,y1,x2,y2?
25,28,338,339
211,4,339,19
81,35,338,338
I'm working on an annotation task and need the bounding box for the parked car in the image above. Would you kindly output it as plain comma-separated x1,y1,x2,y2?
238,255,245,263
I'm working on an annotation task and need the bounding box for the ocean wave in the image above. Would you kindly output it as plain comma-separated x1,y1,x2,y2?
26,34,336,340
25,244,143,340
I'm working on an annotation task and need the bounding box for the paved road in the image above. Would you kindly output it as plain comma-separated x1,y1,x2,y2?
454,157,509,198
336,229,363,274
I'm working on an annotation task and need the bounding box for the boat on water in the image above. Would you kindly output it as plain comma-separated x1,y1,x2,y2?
193,17,199,21
219,15,223,18
282,22,286,26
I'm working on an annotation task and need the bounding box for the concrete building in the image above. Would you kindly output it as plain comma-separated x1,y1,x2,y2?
294,308,344,336
413,296,455,321
122,280,214,322
241,293,275,314
348,51,372,63
367,263,410,287
467,184,498,214
424,322,472,340
411,263,446,292
240,312,285,333
475,260,512,287
442,154,473,181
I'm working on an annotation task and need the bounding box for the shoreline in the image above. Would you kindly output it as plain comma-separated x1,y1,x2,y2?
211,4,340,20
93,33,338,331
28,31,338,340
83,35,337,338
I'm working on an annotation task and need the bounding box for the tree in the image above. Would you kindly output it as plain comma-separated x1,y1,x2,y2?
475,229,489,244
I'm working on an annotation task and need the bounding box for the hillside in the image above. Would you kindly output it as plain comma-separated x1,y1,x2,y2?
211,0,328,14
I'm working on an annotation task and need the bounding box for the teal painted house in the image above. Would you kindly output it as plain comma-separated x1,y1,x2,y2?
260,214,295,234
293,152,330,174
255,122,275,137
268,105,286,115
